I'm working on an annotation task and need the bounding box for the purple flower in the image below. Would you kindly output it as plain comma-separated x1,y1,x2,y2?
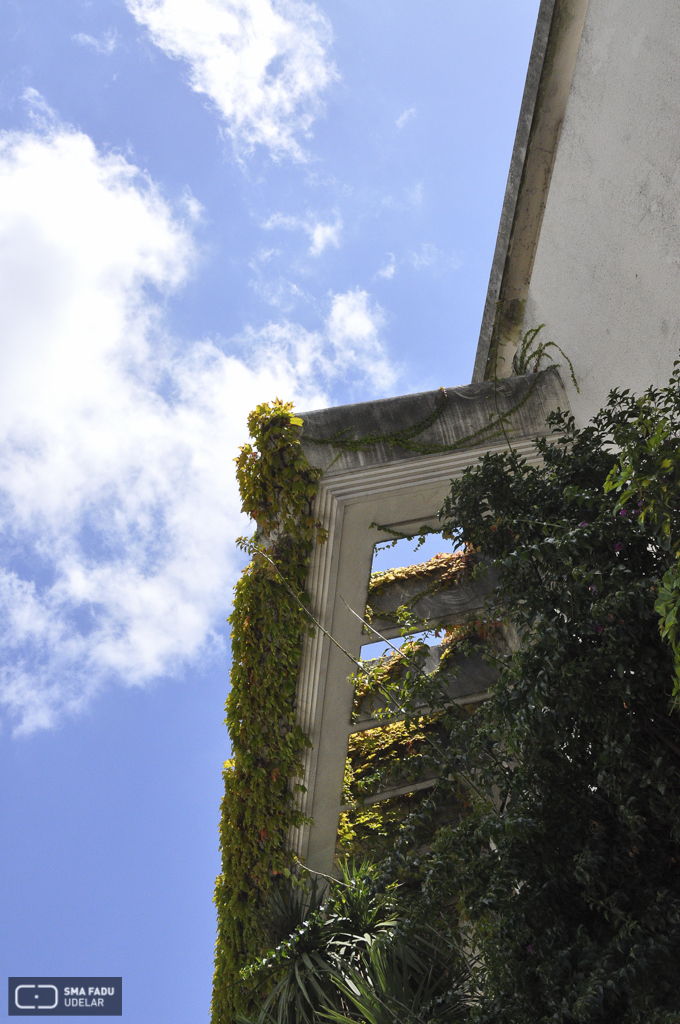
526,945,533,954
595,624,604,634
589,584,598,594
614,542,624,552
620,509,628,517
579,521,588,528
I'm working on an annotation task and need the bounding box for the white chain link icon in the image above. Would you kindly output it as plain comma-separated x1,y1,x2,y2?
15,984,59,1010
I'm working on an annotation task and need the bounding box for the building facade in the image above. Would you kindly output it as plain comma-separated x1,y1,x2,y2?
294,0,680,877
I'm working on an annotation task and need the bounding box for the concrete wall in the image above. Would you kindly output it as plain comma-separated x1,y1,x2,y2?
521,0,680,425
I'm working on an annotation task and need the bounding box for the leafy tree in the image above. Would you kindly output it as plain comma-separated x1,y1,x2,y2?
406,387,680,1022
603,363,680,702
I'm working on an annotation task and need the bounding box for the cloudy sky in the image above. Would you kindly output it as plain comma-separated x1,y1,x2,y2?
0,0,539,1019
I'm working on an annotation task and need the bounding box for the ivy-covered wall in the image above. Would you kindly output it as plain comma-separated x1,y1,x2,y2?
338,615,490,865
211,400,326,1024
211,380,531,1021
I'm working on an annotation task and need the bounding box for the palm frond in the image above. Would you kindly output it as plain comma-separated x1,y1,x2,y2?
324,932,471,1024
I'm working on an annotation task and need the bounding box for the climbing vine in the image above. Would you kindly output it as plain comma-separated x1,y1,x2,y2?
215,332,578,1019
211,399,326,1024
604,361,680,705
511,323,578,388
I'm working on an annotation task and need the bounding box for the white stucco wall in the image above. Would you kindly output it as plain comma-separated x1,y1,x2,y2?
522,0,680,426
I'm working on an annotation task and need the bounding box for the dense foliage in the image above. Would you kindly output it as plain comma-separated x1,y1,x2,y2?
241,861,470,1024
418,385,680,1022
212,400,325,1024
243,374,680,1024
603,364,680,701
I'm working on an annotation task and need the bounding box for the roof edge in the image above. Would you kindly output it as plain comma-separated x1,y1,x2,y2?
472,0,557,383
472,0,589,383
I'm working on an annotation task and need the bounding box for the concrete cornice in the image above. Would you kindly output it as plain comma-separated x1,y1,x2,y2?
472,0,590,383
300,368,566,476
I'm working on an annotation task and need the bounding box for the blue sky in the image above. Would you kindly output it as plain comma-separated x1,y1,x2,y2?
0,1,539,1019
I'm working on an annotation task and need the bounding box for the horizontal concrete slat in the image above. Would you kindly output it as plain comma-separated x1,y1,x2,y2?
341,777,437,811
351,645,496,732
366,566,499,640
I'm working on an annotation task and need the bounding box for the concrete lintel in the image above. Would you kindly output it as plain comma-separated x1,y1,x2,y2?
473,0,590,382
342,777,437,811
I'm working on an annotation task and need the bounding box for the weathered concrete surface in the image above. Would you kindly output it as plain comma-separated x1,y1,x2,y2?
352,645,496,733
520,0,680,426
367,565,500,640
474,0,589,382
300,368,568,476
474,0,680,425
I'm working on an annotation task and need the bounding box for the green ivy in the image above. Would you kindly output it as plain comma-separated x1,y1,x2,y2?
603,361,680,704
511,324,578,390
211,399,326,1024
365,551,477,627
409,397,680,1021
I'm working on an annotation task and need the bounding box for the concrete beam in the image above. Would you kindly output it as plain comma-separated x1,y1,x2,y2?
366,561,499,640
342,778,438,811
351,646,497,733
300,367,564,475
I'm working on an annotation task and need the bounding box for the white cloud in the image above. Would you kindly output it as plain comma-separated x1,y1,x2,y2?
325,289,394,383
249,246,282,266
240,291,393,383
377,253,395,280
406,181,423,206
180,187,204,221
248,247,307,310
264,210,342,255
126,0,338,160
72,30,119,55
396,106,415,129
409,243,462,272
251,277,306,311
0,120,393,734
410,243,441,269
22,88,58,130
412,243,461,270
309,218,341,256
